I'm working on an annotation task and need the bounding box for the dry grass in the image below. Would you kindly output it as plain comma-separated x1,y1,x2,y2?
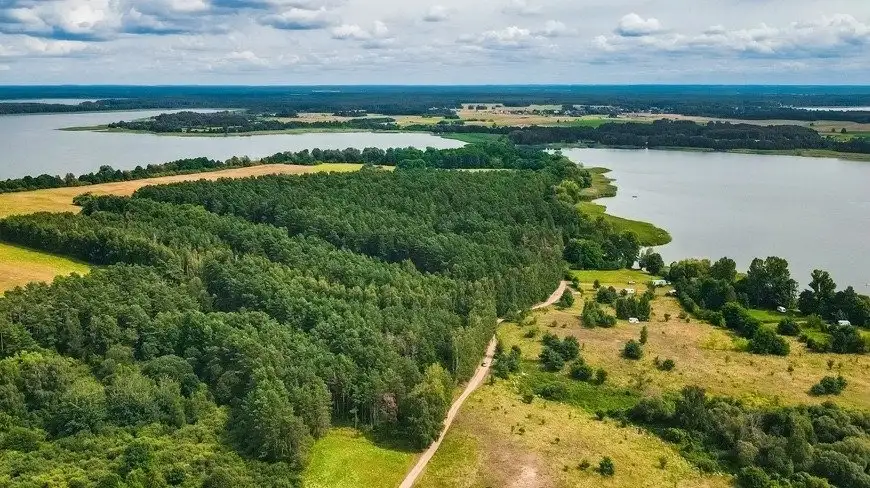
416,380,731,488
518,271,870,410
0,242,90,293
0,163,363,218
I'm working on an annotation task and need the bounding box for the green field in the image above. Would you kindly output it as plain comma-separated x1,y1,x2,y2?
577,201,672,247
302,428,416,488
0,242,90,292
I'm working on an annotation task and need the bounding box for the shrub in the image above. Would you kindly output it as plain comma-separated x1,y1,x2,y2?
749,327,790,356
569,361,593,382
622,340,643,360
655,357,676,371
722,302,762,338
596,287,619,305
582,300,617,328
537,382,567,401
736,466,773,488
593,368,608,385
598,457,615,476
557,290,575,309
776,318,800,336
640,325,648,344
810,376,847,396
539,346,565,372
629,397,675,423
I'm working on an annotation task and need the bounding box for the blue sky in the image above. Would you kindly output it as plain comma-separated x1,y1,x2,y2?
0,0,868,84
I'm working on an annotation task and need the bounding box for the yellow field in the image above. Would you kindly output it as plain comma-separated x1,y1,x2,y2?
533,270,870,409
0,163,363,218
416,372,731,488
0,242,90,292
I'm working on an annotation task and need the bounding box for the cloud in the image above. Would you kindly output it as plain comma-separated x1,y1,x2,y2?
259,7,335,30
423,5,449,23
616,13,662,37
596,13,870,60
536,20,570,38
503,0,541,16
0,35,94,57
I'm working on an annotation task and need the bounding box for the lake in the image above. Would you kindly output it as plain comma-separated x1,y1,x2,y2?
0,110,463,179
560,148,870,292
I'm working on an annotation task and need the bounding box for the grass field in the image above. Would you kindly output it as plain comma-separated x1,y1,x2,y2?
552,271,870,409
0,163,363,218
0,242,90,292
303,427,416,488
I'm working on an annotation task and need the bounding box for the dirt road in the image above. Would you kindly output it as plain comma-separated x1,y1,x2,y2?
398,281,569,488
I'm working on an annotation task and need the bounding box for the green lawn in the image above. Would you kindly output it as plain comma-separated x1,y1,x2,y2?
577,201,672,247
303,427,416,488
571,269,662,287
747,308,790,324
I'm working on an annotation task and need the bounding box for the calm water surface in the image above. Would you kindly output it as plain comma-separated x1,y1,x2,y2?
0,110,463,179
561,148,870,291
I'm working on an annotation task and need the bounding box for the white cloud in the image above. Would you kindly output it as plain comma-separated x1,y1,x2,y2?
616,13,662,37
423,5,450,23
503,0,542,16
260,7,335,30
536,20,571,38
332,20,389,41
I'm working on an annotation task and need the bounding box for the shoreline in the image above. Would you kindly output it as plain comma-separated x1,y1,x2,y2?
549,142,870,162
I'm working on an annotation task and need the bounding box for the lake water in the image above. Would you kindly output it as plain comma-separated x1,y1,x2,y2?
0,110,463,179
0,99,101,105
560,148,870,292
796,106,870,112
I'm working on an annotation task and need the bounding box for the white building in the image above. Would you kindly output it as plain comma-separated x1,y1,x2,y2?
622,288,636,295
628,318,640,324
777,306,787,313
838,320,852,327
652,280,669,287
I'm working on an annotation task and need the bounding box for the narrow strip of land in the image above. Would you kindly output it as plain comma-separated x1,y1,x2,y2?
398,281,568,488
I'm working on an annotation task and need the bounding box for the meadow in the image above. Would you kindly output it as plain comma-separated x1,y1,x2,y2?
0,242,90,292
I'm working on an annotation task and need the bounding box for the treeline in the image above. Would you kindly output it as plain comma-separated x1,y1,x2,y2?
0,144,626,484
107,111,397,134
505,120,870,154
626,386,870,488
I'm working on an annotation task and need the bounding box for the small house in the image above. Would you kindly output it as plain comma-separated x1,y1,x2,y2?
776,306,787,314
666,289,678,297
838,320,852,327
628,318,640,324
622,288,636,295
652,279,669,287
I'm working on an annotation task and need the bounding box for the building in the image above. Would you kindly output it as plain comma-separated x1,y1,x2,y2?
777,306,787,313
652,279,670,287
622,288,636,295
838,320,852,327
628,318,640,324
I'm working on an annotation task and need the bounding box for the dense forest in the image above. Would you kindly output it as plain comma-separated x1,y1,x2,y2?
503,120,870,154
106,111,397,134
0,143,632,486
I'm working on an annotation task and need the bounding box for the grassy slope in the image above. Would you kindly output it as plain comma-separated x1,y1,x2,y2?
303,428,416,488
578,168,672,247
0,242,90,292
417,268,870,485
0,163,363,218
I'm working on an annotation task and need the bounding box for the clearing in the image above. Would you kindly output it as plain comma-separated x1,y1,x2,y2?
303,427,416,488
0,242,90,292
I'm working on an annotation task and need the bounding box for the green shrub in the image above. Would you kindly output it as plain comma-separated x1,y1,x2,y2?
809,376,847,396
596,287,618,305
655,357,676,371
569,361,593,381
557,290,575,309
622,340,643,360
539,346,565,372
598,457,615,476
594,368,608,385
777,318,800,336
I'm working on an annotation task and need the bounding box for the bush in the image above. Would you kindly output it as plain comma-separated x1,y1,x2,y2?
749,327,791,356
582,300,617,328
722,302,762,338
557,290,575,309
537,382,567,401
629,397,675,423
655,357,676,371
598,457,615,476
810,376,847,396
596,287,619,305
622,339,643,360
777,318,800,336
539,346,565,372
593,368,608,385
736,466,773,488
640,325,648,344
569,361,593,381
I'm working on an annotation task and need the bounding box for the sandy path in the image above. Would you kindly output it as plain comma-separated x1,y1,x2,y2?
398,281,569,488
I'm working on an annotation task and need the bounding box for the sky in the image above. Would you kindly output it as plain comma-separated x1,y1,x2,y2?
0,0,868,84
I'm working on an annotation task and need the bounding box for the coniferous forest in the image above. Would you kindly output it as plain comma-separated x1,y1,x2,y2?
0,144,621,486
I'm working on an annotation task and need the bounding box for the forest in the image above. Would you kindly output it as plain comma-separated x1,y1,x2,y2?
105,111,397,134
0,143,629,486
504,120,870,154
